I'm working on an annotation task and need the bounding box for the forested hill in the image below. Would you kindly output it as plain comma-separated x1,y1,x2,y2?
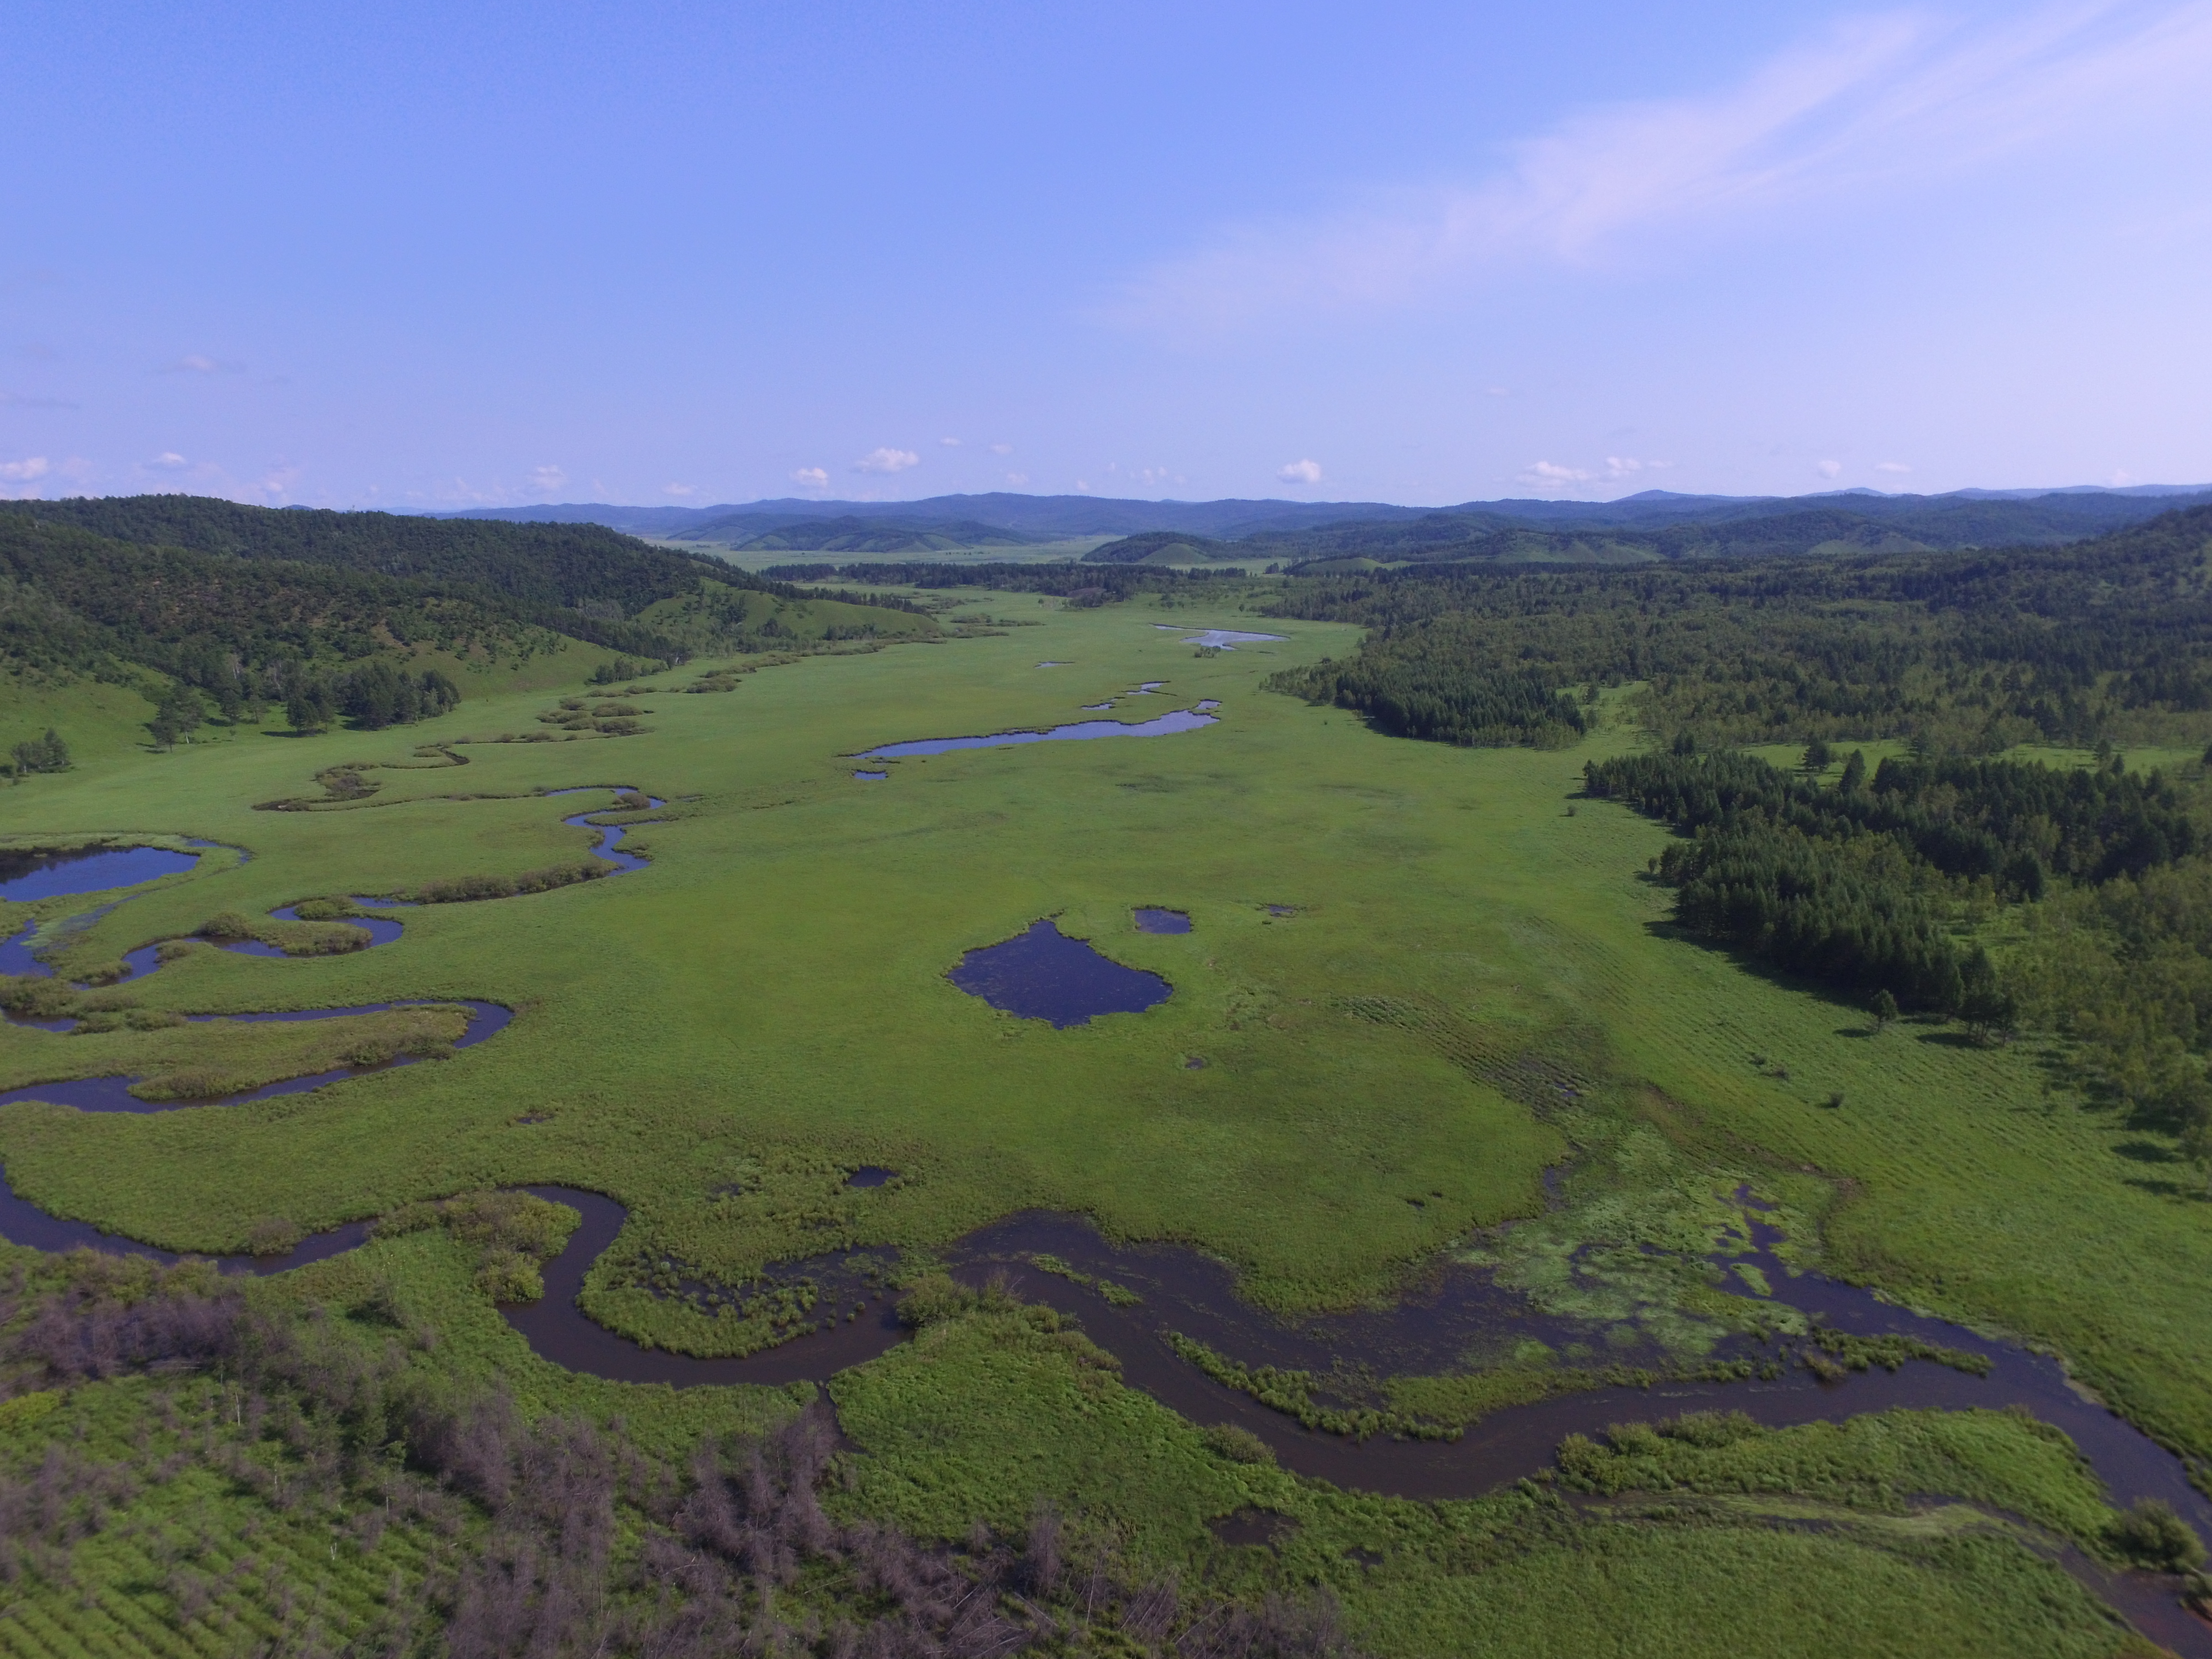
0,494,731,618
1219,493,2212,570
0,499,935,744
1263,503,2212,751
0,512,587,695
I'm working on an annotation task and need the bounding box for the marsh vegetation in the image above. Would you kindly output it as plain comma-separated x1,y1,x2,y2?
2,505,2212,1652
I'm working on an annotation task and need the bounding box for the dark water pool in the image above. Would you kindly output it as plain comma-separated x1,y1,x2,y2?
1133,908,1191,935
846,1166,898,1188
947,920,1172,1027
853,770,888,782
858,709,1215,760
0,846,200,902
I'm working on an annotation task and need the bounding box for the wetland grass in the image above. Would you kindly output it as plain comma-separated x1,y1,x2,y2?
0,594,2206,1652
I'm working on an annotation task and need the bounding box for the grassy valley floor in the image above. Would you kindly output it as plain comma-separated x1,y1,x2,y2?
0,591,2203,1655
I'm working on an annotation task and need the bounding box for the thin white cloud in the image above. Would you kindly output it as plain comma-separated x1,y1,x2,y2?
990,443,1013,455
1876,460,1913,473
1517,460,1595,486
1817,459,1844,478
854,447,920,474
791,467,830,489
1277,458,1324,484
256,464,301,502
1605,456,1668,479
939,436,962,447
1108,2,2212,332
158,353,242,374
662,482,697,497
0,456,49,487
1005,471,1029,486
146,451,190,471
529,464,566,494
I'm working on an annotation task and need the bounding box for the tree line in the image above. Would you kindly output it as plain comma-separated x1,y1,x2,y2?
1580,744,2192,1019
1264,505,2212,751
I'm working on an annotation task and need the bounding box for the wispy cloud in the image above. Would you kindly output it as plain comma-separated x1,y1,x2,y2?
1107,2,2212,332
145,451,190,471
662,482,696,497
528,464,566,494
0,456,50,486
1517,460,1594,487
791,467,829,489
157,353,243,374
854,447,919,474
1277,458,1323,484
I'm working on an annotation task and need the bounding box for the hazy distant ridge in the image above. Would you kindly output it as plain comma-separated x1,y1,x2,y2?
434,484,2212,561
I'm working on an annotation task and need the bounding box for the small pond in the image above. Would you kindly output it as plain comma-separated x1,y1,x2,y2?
857,709,1215,760
1133,907,1191,935
947,919,1172,1027
0,846,200,903
853,770,888,782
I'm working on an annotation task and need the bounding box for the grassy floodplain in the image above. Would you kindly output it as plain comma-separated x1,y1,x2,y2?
0,589,2204,1654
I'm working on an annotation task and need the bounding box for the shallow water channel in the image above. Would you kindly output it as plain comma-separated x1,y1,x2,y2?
0,789,656,1107
855,708,1216,760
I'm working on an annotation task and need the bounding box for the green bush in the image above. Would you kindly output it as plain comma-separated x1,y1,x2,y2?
244,1216,302,1256
2105,1499,2205,1570
1201,1423,1276,1465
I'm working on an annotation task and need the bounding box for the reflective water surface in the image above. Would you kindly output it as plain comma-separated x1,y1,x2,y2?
947,919,1173,1027
857,709,1217,760
0,846,200,902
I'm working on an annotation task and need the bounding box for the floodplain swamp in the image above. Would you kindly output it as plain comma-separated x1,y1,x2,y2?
0,588,2206,1655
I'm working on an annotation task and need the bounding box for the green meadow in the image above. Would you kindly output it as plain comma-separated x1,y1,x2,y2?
0,589,2204,1653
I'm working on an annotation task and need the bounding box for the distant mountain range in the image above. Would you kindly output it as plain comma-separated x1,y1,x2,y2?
432,484,2212,568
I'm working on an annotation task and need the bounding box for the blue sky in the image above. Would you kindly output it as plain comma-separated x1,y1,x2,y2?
4,1,2208,508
